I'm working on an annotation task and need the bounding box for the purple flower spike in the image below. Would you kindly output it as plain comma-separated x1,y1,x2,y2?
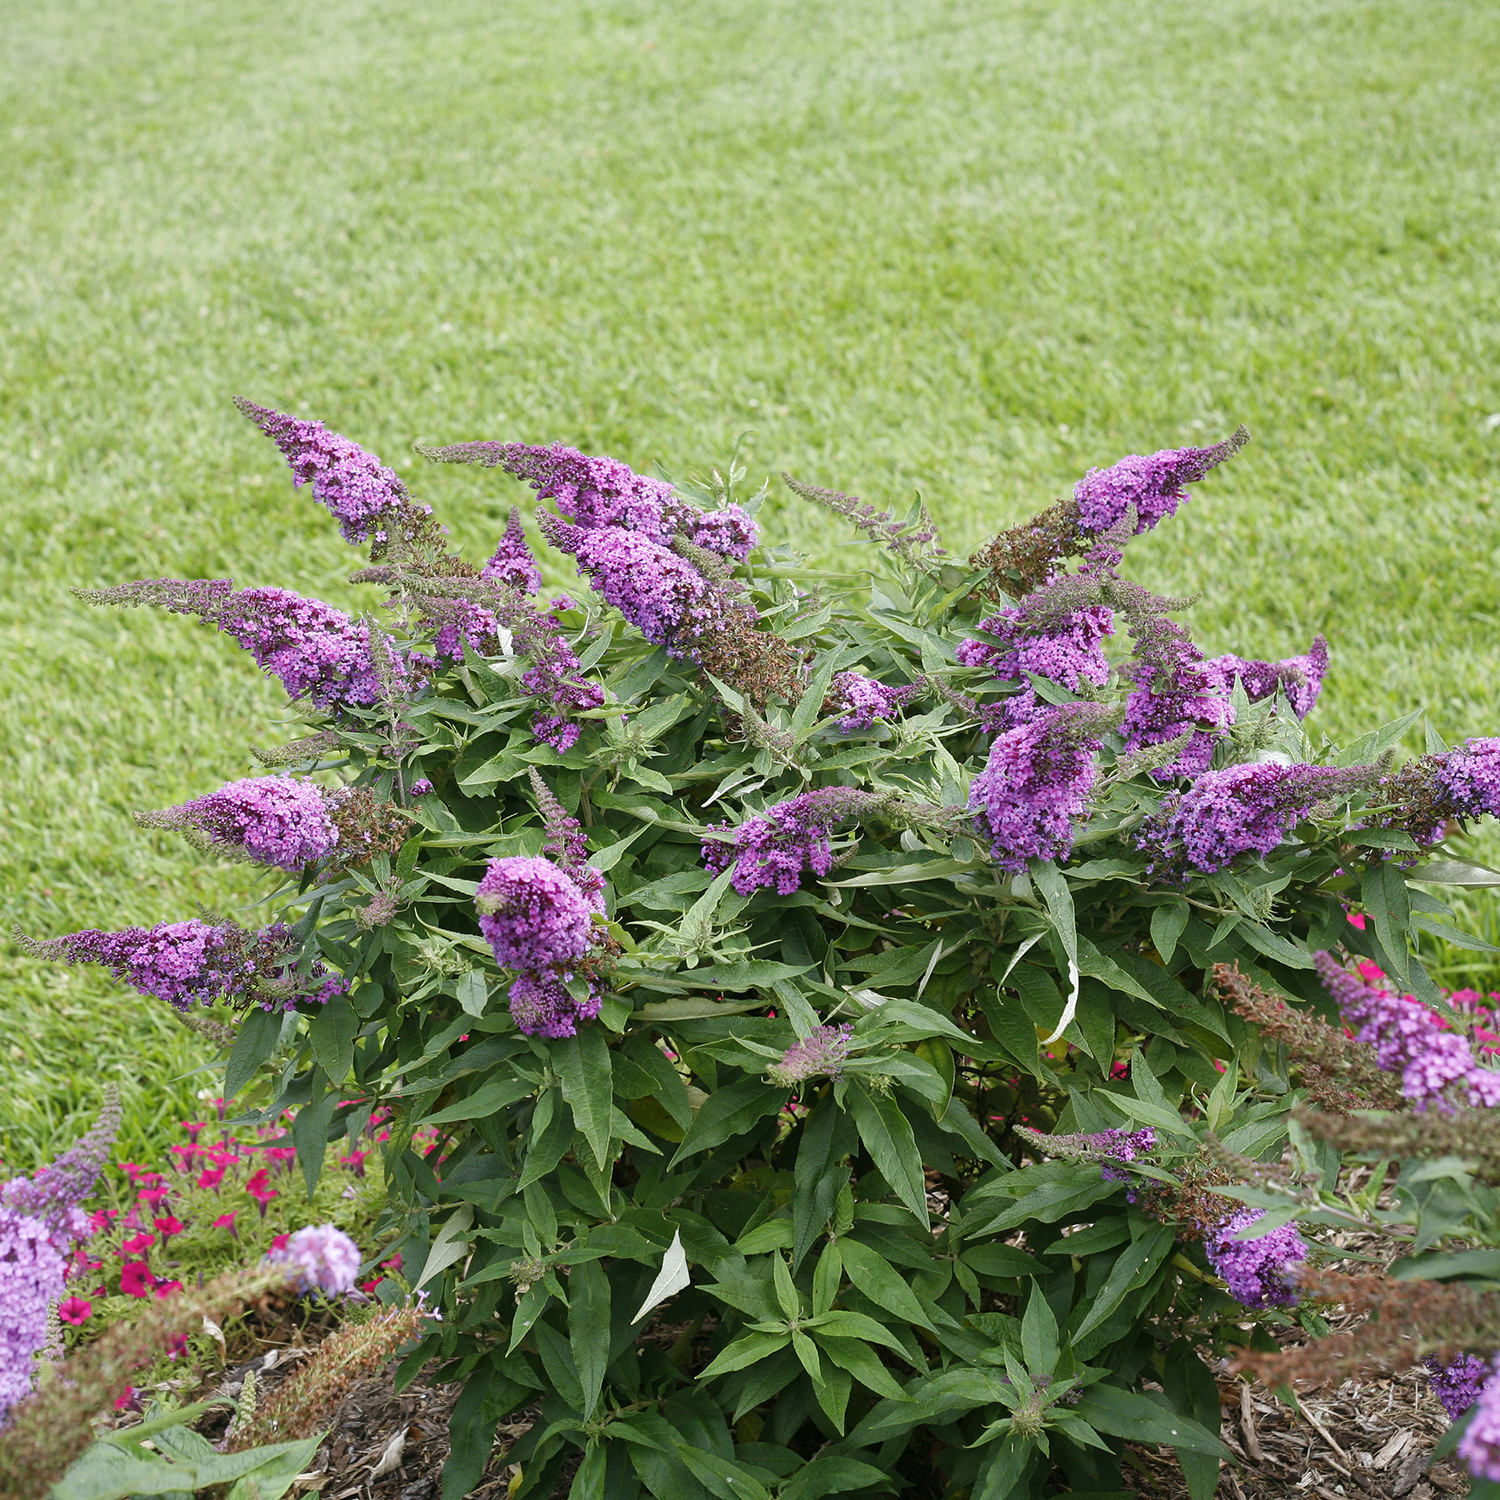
266,1223,362,1295
1074,428,1248,536
142,775,341,870
830,672,918,733
767,1025,855,1089
19,920,345,1014
474,856,603,971
507,971,602,1039
1204,636,1329,719
1120,614,1234,778
421,440,758,561
1203,1208,1306,1309
1139,761,1373,879
1428,1353,1490,1419
706,787,881,896
1314,953,1500,1109
544,519,718,656
969,704,1105,871
482,507,544,594
1458,1356,1500,1481
0,1207,70,1423
235,398,426,546
958,604,1115,693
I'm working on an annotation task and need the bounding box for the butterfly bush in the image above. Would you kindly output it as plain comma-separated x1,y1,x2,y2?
40,400,1500,1499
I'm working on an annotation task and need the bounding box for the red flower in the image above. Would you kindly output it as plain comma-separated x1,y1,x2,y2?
245,1169,278,1216
121,1232,155,1255
137,1187,170,1207
57,1296,92,1325
211,1210,239,1238
113,1386,137,1412
153,1216,185,1240
268,1232,291,1252
196,1167,225,1189
120,1261,155,1298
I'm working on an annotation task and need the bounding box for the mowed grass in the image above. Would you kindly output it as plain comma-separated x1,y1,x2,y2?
3,0,1499,1160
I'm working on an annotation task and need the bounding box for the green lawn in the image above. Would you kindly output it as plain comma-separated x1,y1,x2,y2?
4,0,1499,1160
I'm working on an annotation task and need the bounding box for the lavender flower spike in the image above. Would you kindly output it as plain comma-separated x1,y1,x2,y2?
1119,613,1234,779
767,1025,854,1089
1138,761,1374,879
0,1208,69,1424
266,1224,362,1296
1204,636,1329,720
507,971,602,1039
1458,1356,1500,1481
969,704,1107,871
704,786,882,896
1202,1208,1306,1309
18,920,345,1014
0,1089,121,1243
1074,427,1249,536
474,855,603,971
830,672,919,733
138,775,341,871
1428,1352,1490,1419
481,507,543,594
235,397,428,547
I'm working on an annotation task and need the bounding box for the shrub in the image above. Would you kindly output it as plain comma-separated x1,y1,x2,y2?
27,401,1500,1497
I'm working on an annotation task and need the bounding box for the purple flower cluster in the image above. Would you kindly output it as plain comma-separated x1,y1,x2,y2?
474,855,607,1038
266,1223,362,1295
1458,1356,1500,1481
957,603,1115,692
703,787,879,896
0,1102,122,1424
1431,738,1500,822
22,920,346,1014
0,1092,120,1244
143,776,341,870
235,398,426,546
481,508,544,594
766,1025,855,1089
1138,761,1372,878
1120,615,1234,778
830,672,918,733
1204,637,1329,720
0,1207,69,1423
968,705,1104,870
1202,1208,1306,1309
1314,953,1500,1109
1428,1352,1490,1419
433,441,758,561
543,519,718,656
1074,430,1247,536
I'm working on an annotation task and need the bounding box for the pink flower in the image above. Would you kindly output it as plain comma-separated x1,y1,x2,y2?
57,1296,92,1325
88,1208,118,1231
154,1280,184,1299
245,1170,278,1216
182,1121,207,1144
153,1216,185,1240
268,1233,290,1252
120,1261,155,1298
137,1187,169,1207
197,1167,225,1189
121,1232,155,1255
164,1332,188,1358
113,1386,137,1412
212,1211,239,1238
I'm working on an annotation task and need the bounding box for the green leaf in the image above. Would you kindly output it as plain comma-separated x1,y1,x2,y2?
291,1089,335,1197
697,1331,790,1380
1030,857,1079,1041
225,1006,282,1102
793,1104,855,1269
670,1076,782,1166
1020,1283,1059,1371
1070,1220,1175,1344
1073,1386,1231,1459
673,1446,773,1500
1414,858,1500,888
556,1027,614,1172
806,1309,912,1356
848,1081,928,1225
308,992,359,1079
816,1335,910,1400
813,1241,842,1317
773,1251,801,1320
1362,861,1412,985
1390,1247,1500,1281
570,1258,612,1420
973,1435,1035,1500
780,1455,894,1500
1150,902,1190,966
838,1238,941,1331
421,1073,534,1128
455,969,489,1018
